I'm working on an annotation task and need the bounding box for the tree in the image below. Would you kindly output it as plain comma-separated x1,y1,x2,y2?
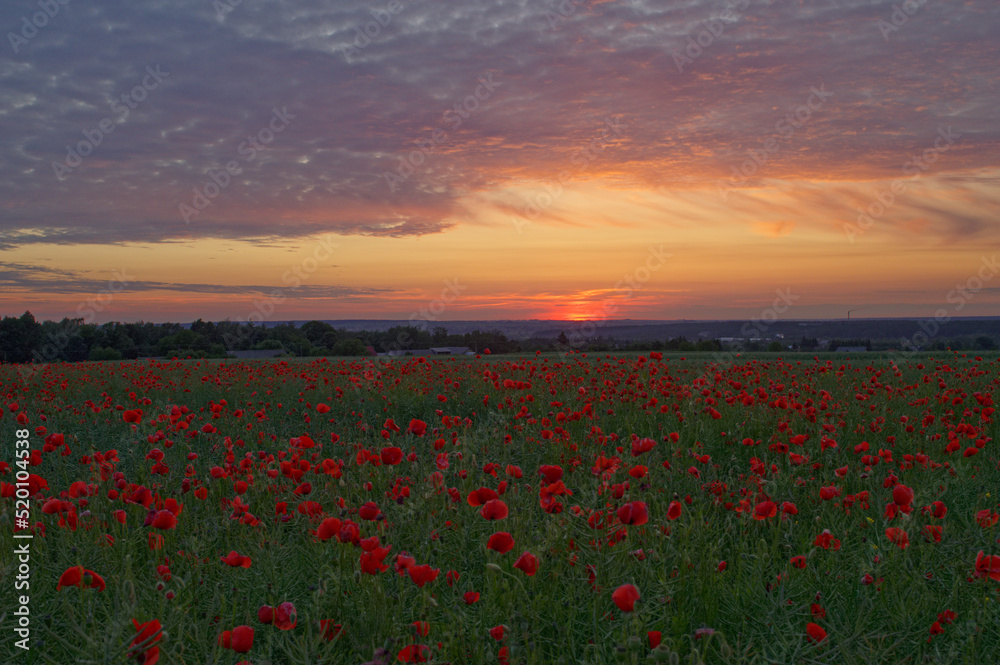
157,329,207,356
301,321,339,349
88,346,123,361
0,311,42,363
332,338,369,356
432,326,449,345
975,335,997,350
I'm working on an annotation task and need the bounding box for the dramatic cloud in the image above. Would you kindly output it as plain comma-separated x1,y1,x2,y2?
1,0,997,320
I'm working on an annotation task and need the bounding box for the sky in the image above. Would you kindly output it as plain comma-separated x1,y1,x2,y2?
1,0,998,324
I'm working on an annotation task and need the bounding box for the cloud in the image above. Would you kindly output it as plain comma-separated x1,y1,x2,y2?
0,0,996,250
0,261,391,297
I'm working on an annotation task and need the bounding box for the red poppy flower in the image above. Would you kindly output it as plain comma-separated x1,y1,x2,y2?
489,625,506,641
464,591,480,604
538,465,563,483
717,561,727,572
612,583,640,612
316,517,342,541
648,630,662,648
753,501,777,520
82,568,105,591
231,625,254,653
891,484,913,507
630,437,655,456
513,551,539,576
976,509,999,528
790,555,807,569
811,603,826,619
408,419,427,436
480,499,509,521
617,501,648,526
628,465,648,479
885,527,909,550
221,551,252,568
487,531,515,554
974,551,1000,581
928,501,947,519
258,605,274,624
394,552,416,575
360,547,391,575
397,645,430,662
819,486,840,501
923,525,942,543
408,564,440,587
129,619,162,665
150,510,177,530
806,622,827,643
813,529,841,550
381,447,403,465
274,601,297,630
412,620,430,637
666,501,682,521
467,487,499,506
359,502,381,521
57,565,83,590
317,620,344,641
58,566,105,591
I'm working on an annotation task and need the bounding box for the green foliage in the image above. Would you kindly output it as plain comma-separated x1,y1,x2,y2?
87,345,123,361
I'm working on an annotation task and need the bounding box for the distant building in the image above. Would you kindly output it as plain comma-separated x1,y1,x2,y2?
835,346,868,353
383,347,474,357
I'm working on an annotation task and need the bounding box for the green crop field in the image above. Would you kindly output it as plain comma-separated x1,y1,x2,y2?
2,352,999,664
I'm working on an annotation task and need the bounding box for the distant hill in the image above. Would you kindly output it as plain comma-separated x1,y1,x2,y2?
247,317,1000,343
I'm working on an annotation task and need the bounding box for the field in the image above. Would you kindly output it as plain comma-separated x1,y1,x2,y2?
2,352,1000,664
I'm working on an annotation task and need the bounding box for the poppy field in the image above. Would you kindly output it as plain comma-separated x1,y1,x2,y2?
2,351,1000,664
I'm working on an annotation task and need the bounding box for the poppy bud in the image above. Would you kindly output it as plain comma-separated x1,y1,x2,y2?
651,645,673,663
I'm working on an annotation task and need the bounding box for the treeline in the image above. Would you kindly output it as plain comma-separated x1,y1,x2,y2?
1,312,996,364
0,312,531,363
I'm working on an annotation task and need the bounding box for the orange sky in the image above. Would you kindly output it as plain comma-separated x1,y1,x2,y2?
1,0,998,323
